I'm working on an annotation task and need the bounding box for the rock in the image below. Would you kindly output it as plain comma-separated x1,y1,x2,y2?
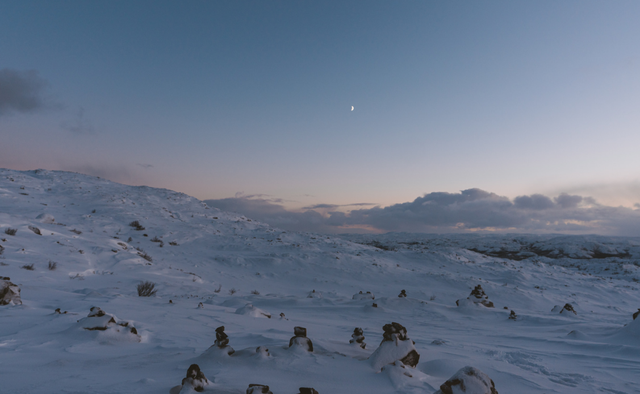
350,327,366,349
197,302,203,309
457,285,494,308
369,322,420,371
55,308,68,314
172,364,208,393
247,384,272,394
214,325,233,348
560,303,577,315
77,307,139,337
435,366,498,394
307,289,322,298
299,388,319,394
398,289,407,298
633,309,640,320
0,277,22,305
508,310,517,320
279,312,288,320
235,303,271,318
353,291,375,300
36,213,55,223
289,326,313,352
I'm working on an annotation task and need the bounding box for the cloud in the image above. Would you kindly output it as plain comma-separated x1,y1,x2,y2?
206,189,640,236
137,163,154,169
60,107,95,134
0,68,50,115
301,202,376,210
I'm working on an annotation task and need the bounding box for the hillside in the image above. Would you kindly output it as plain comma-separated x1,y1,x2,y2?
1,169,640,394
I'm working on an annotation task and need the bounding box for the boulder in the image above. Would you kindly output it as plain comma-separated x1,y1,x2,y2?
508,310,517,320
247,384,272,394
369,322,420,372
353,291,375,300
213,325,235,354
435,366,498,394
0,277,22,305
349,327,366,349
457,285,494,308
299,388,319,394
289,326,313,352
633,309,639,320
398,289,407,298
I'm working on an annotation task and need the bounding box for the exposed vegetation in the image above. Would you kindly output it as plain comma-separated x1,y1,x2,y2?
137,281,158,297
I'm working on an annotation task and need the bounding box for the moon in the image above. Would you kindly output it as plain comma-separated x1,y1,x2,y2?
351,106,354,111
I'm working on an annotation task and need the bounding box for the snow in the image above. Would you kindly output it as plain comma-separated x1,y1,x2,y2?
1,169,640,393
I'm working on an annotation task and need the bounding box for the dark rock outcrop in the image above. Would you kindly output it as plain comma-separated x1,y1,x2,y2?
370,322,420,371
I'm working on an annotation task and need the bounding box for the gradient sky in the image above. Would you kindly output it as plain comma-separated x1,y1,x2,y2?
2,1,640,234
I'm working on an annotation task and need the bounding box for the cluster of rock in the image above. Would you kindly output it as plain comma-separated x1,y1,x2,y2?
369,322,420,372
457,285,494,308
170,364,320,394
352,291,375,300
0,277,21,305
212,325,235,355
77,306,139,338
349,327,366,349
551,303,577,315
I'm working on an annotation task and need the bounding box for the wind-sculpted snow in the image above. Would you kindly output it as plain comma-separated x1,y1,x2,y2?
1,169,640,393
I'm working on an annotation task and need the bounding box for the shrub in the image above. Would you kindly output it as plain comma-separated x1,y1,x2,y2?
21,264,35,271
0,244,4,256
4,228,17,236
129,221,145,231
138,251,152,262
48,261,58,270
214,284,222,293
169,241,178,246
137,281,157,297
229,288,237,295
28,226,41,235
251,289,260,295
69,229,82,235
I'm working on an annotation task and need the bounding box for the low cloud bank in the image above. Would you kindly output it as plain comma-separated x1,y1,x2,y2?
205,188,640,236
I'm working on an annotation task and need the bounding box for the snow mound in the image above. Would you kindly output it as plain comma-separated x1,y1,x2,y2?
76,306,140,340
435,366,498,394
235,303,271,318
35,213,55,223
457,285,494,308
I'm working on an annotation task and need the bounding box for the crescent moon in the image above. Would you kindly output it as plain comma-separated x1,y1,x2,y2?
351,106,354,111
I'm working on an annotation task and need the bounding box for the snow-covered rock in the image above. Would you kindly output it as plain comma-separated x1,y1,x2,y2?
352,291,375,300
457,285,494,308
369,322,420,372
169,364,209,394
435,366,498,394
0,277,21,305
35,213,55,224
289,326,313,352
235,303,271,318
246,384,272,394
76,307,139,338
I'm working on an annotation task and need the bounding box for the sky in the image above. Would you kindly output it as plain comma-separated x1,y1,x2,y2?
2,1,640,235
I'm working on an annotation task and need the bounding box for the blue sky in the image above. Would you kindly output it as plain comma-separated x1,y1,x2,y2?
2,1,640,234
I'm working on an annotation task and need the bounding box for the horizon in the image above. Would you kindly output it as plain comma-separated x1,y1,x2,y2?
2,1,640,235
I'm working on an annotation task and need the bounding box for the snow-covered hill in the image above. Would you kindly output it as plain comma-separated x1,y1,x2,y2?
1,169,640,394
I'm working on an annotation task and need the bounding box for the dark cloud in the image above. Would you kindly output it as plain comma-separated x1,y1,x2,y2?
514,194,555,210
60,107,95,134
205,189,640,236
0,68,50,115
137,163,154,169
555,193,583,209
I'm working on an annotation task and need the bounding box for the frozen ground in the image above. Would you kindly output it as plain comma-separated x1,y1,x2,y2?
1,169,640,394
